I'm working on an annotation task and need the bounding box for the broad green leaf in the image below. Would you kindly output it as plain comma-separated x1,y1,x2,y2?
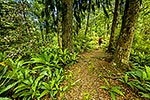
0,66,8,80
139,92,150,99
17,70,24,79
100,86,109,90
42,82,50,89
14,86,27,94
110,92,116,100
56,69,59,75
27,96,32,100
38,90,49,100
124,74,129,83
56,75,60,81
50,91,54,97
31,58,47,64
17,60,24,67
23,79,31,85
145,66,150,79
63,86,69,91
118,78,125,83
60,58,65,64
111,86,120,90
144,83,150,91
32,74,45,91
53,90,58,96
40,70,48,76
20,90,33,97
143,71,147,80
15,56,22,64
14,83,26,91
127,82,134,90
134,69,143,78
64,49,68,55
104,78,110,87
22,96,30,100
55,84,59,89
0,81,20,94
32,91,36,98
53,54,58,61
12,92,22,98
29,76,33,84
45,67,52,77
135,84,147,92
32,66,44,70
50,79,55,89
111,86,124,96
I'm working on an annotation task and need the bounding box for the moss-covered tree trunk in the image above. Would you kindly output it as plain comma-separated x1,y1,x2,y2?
108,0,120,52
62,0,73,52
57,20,61,48
45,4,49,41
114,0,140,67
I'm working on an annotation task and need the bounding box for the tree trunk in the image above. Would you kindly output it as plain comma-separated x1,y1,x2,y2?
62,0,73,52
57,21,61,47
108,0,120,52
75,22,79,35
45,19,49,41
106,23,110,36
39,24,45,42
84,3,91,36
114,0,140,67
45,4,49,41
84,11,90,36
104,17,109,38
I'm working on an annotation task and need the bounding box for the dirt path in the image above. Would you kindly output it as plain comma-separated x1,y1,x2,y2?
59,49,140,100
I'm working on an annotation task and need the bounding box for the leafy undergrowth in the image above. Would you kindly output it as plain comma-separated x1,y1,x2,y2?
0,47,78,100
56,49,143,100
0,47,147,100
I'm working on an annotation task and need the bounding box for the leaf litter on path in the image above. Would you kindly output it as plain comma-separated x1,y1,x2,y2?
57,49,141,100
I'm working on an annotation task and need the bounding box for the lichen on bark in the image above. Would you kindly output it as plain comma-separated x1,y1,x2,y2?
114,0,141,68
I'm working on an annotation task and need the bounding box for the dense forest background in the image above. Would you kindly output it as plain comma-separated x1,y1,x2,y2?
0,0,150,99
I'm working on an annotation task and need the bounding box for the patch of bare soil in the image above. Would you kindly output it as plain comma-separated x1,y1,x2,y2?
58,49,141,100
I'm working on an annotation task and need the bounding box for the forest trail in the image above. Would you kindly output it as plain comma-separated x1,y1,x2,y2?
58,49,140,100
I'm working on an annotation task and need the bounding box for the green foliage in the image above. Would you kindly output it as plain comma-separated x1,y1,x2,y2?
119,65,150,99
0,0,37,55
37,46,78,66
73,33,97,53
0,97,11,100
130,4,150,67
0,0,31,35
130,34,150,67
0,52,7,62
100,78,124,100
83,92,91,100
0,0,57,60
0,47,77,99
118,74,134,89
125,3,150,98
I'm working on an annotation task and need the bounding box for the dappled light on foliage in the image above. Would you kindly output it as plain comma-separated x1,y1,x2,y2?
0,0,150,99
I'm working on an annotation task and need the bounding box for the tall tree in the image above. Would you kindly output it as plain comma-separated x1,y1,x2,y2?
114,0,141,67
84,0,91,36
56,15,61,47
62,0,73,52
108,0,120,52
